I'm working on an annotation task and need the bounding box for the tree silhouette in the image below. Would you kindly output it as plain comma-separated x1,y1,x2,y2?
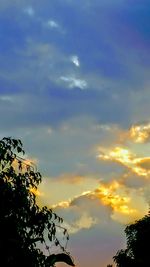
0,137,75,267
113,211,150,266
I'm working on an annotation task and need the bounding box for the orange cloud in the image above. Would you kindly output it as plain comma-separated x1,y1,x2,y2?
97,146,150,177
52,190,92,210
52,179,148,226
135,157,150,170
93,180,148,224
129,122,150,143
94,181,135,215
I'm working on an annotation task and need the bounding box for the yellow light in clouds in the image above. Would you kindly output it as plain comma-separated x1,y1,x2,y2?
98,147,134,164
130,123,150,143
94,181,148,224
95,181,136,216
109,147,133,163
52,200,70,209
98,146,150,177
52,191,92,209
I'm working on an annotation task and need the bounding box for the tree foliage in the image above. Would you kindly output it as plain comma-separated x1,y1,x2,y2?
0,137,75,267
113,212,150,267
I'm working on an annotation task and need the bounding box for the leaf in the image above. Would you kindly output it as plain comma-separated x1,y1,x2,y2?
55,239,59,246
46,253,75,266
17,146,22,153
48,232,52,242
63,229,67,235
18,161,22,171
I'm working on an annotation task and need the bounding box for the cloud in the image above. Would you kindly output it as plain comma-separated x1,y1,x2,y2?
2,121,148,267
64,212,97,234
136,157,150,170
60,76,87,89
38,174,148,229
36,122,149,229
35,174,99,208
97,146,150,177
53,191,111,235
24,6,35,16
70,55,80,67
46,20,59,29
68,179,148,224
0,95,14,102
0,1,150,266
96,122,150,178
129,122,150,143
93,181,148,224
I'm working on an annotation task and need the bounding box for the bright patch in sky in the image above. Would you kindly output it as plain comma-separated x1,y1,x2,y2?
46,20,59,29
130,123,150,143
70,55,80,67
60,76,87,89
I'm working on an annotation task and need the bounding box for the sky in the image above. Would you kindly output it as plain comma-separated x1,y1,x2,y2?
0,0,150,266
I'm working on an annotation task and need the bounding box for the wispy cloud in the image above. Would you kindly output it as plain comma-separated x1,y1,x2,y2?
60,76,87,89
97,146,150,177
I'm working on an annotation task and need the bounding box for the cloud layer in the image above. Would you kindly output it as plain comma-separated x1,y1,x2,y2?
0,1,150,267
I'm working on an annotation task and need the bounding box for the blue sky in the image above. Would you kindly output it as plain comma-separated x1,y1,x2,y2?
0,1,150,266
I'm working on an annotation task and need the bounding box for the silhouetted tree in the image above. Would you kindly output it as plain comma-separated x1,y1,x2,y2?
113,211,150,266
0,137,74,267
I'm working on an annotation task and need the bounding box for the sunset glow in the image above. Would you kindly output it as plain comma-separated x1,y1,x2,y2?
1,1,150,266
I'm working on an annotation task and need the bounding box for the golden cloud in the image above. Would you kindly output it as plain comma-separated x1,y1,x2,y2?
97,146,150,177
136,157,150,170
11,121,149,230
52,179,148,225
93,180,148,224
52,200,71,209
94,181,134,214
129,122,150,143
52,190,92,210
